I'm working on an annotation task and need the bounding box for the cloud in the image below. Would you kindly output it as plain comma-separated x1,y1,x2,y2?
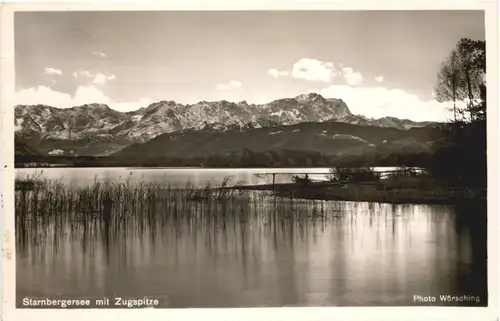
270,58,364,85
44,67,62,76
73,70,117,85
92,51,106,58
15,85,151,112
341,67,364,86
92,73,116,85
291,58,338,83
375,75,384,82
313,85,454,122
268,68,290,78
216,80,242,91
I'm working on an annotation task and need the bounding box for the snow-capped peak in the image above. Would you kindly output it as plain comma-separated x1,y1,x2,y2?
295,92,324,102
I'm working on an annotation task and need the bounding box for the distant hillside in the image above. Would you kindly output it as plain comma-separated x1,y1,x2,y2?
111,121,444,164
15,135,45,163
14,93,437,157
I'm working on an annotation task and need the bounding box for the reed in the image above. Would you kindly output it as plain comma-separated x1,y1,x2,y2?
15,175,336,248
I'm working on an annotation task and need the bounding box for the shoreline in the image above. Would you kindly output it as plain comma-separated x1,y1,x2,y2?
14,173,486,206
14,164,408,170
225,182,486,206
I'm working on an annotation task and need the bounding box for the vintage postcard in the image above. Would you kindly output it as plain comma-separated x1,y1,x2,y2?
1,1,498,321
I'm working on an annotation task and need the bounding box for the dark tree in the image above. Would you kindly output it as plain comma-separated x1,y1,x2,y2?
434,38,486,123
435,49,464,122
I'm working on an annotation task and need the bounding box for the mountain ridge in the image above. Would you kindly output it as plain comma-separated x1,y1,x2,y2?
15,93,438,156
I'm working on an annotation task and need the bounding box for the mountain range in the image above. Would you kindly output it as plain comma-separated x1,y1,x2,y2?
14,93,438,157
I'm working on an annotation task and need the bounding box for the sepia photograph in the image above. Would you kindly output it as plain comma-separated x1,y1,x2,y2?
4,5,497,316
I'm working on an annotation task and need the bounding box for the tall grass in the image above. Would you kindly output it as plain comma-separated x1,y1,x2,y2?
15,175,335,250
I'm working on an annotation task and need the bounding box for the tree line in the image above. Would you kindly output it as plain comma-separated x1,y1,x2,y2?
15,148,433,169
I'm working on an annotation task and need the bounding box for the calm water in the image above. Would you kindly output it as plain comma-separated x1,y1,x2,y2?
16,166,404,187
15,168,487,307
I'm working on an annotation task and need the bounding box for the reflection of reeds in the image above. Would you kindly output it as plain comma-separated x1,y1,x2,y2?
15,175,338,250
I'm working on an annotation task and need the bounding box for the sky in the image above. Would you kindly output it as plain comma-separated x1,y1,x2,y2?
14,10,485,121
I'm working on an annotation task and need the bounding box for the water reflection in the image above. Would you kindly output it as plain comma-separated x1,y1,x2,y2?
16,194,487,307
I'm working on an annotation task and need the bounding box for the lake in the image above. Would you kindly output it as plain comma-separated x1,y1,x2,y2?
15,168,487,307
16,166,405,187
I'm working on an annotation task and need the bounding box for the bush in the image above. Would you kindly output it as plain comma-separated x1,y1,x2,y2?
425,120,486,188
327,167,381,182
383,168,436,190
292,175,311,184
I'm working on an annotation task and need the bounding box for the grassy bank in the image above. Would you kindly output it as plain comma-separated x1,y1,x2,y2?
227,183,484,205
226,168,486,205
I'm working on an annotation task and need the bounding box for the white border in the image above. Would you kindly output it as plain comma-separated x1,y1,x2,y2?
1,1,498,321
